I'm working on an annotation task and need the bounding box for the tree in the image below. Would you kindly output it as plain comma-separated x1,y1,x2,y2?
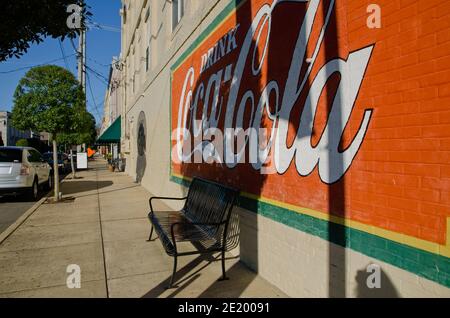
57,111,97,178
15,139,29,147
11,65,86,201
0,0,91,61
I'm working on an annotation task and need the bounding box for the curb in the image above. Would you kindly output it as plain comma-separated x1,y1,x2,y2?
0,196,47,245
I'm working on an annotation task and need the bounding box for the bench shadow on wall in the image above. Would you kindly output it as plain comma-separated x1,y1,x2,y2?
143,0,399,298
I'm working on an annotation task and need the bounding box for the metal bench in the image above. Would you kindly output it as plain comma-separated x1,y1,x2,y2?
147,177,239,288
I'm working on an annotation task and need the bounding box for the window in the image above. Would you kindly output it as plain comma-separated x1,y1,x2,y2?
145,47,150,72
43,153,64,162
131,46,136,93
0,149,22,163
122,5,127,24
27,150,42,163
145,6,150,23
172,0,184,31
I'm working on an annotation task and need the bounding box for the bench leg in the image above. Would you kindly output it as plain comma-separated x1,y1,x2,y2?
147,225,154,241
168,255,177,289
218,249,229,281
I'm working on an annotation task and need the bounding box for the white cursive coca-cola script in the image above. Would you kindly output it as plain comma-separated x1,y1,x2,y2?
174,0,374,184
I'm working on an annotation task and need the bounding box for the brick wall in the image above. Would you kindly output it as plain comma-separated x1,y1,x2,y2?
164,0,450,294
346,0,450,245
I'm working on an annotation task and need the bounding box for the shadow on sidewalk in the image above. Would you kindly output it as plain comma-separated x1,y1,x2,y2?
0,194,44,203
73,185,141,198
61,181,113,195
141,253,241,298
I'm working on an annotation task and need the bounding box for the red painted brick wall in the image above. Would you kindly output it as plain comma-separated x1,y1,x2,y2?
348,0,450,244
171,0,450,247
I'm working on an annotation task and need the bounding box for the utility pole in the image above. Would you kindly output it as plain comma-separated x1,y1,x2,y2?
77,26,87,154
78,23,86,99
74,2,86,168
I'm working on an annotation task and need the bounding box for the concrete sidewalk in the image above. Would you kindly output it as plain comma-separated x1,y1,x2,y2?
0,158,286,298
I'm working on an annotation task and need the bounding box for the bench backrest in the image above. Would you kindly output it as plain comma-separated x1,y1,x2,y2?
183,177,239,229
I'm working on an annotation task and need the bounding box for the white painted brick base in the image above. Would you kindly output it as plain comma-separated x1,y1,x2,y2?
237,208,450,298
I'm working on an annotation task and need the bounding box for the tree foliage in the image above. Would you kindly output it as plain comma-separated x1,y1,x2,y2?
12,64,95,199
0,0,91,61
15,139,29,147
12,65,87,136
57,111,97,146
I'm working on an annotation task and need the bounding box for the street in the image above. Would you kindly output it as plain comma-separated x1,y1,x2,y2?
0,195,38,234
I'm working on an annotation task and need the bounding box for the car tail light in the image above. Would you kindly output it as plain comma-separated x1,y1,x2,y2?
20,164,30,176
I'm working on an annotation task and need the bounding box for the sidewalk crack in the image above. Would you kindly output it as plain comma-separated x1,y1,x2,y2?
96,165,110,298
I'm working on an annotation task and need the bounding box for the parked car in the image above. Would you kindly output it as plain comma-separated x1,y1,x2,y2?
43,152,71,174
0,147,52,200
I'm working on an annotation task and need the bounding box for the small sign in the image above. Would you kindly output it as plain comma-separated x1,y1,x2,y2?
76,152,88,170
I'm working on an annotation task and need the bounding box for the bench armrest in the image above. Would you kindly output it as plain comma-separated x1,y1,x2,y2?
149,196,187,213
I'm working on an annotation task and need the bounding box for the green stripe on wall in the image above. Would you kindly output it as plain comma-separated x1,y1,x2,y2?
170,175,450,288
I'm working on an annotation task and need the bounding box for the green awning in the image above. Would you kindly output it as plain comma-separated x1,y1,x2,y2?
97,116,121,143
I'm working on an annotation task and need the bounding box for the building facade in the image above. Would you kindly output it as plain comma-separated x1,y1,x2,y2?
99,57,123,158
0,111,31,146
100,57,122,135
119,0,450,297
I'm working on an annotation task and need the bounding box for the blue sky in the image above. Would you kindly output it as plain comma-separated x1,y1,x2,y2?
0,0,122,126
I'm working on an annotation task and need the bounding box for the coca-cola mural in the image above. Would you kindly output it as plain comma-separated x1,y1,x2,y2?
170,0,450,285
174,0,373,183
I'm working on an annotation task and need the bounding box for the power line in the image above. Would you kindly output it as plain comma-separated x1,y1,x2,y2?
87,22,121,33
87,65,109,81
86,64,126,92
87,70,108,86
0,55,76,74
70,38,79,57
58,39,71,70
87,103,103,123
87,57,113,68
86,71,103,120
86,65,110,85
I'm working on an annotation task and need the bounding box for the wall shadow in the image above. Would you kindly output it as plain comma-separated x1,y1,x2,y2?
320,0,347,298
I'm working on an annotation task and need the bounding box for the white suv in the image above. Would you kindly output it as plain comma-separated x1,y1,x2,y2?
0,147,52,201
